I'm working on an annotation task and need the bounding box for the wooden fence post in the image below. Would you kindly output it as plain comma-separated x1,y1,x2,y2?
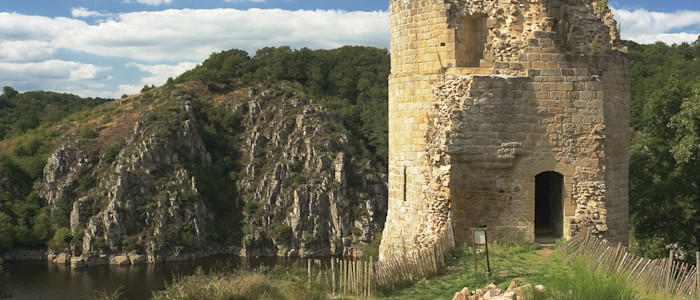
308,259,312,285
669,250,675,288
369,256,374,297
696,251,699,299
331,258,336,293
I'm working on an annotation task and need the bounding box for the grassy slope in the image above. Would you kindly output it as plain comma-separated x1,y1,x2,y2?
147,240,688,300
377,242,683,300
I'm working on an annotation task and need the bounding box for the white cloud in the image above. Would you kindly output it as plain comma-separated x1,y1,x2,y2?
47,8,389,62
126,61,199,85
612,7,700,44
0,8,389,97
0,41,56,62
126,0,175,6
71,7,109,18
0,60,111,97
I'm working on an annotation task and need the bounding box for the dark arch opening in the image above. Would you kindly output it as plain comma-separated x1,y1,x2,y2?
535,171,563,243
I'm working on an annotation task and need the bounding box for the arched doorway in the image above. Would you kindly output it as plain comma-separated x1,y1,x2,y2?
535,171,563,243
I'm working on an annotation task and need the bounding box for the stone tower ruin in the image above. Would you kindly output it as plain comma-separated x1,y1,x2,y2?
380,0,629,259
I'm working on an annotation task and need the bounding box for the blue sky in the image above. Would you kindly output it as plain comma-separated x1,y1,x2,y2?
1,0,699,98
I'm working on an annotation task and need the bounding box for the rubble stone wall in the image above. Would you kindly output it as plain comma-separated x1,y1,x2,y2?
380,0,629,260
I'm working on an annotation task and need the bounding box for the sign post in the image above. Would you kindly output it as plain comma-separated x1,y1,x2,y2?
471,227,491,273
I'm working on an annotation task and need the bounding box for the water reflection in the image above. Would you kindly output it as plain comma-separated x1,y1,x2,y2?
4,255,311,300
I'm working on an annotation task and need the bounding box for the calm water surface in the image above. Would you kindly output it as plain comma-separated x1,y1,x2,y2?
4,255,305,300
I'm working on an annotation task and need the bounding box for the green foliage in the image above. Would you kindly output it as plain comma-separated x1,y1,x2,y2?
140,85,156,93
153,266,328,300
361,231,382,261
526,261,638,300
243,201,261,216
48,227,72,251
627,39,700,261
79,127,99,139
87,287,123,300
2,86,18,99
176,46,390,169
121,235,143,252
300,231,314,244
271,222,292,244
102,142,123,163
0,213,13,251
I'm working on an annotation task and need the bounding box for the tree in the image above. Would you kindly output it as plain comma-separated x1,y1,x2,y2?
629,61,700,261
1,86,18,99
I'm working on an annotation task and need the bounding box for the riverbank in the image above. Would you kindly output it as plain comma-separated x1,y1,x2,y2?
3,254,308,300
2,246,243,268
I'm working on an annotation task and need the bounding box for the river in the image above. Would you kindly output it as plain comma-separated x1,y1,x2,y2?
3,256,305,300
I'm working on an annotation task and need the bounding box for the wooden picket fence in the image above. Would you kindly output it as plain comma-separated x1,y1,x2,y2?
306,221,457,297
561,231,700,298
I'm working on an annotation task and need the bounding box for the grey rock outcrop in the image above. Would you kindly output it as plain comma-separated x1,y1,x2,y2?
35,82,386,263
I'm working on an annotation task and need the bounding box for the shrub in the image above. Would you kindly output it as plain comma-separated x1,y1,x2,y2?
361,231,382,261
243,201,261,216
102,143,123,163
79,173,96,191
300,231,315,244
121,235,142,252
0,213,13,251
79,127,99,139
48,227,72,251
271,223,292,243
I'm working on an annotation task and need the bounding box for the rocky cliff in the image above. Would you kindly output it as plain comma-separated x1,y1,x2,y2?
36,81,386,265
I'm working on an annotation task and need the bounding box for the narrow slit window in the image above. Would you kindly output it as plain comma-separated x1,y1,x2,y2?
402,166,407,201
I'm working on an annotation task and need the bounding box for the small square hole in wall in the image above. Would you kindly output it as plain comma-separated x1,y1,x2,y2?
440,42,446,46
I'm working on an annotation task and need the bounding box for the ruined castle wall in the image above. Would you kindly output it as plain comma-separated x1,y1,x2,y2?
383,0,451,259
380,0,629,260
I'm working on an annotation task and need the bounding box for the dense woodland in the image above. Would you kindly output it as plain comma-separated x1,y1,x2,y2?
0,39,699,293
626,38,700,259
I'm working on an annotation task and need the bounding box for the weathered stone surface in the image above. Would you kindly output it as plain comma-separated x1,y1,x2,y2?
381,0,629,259
52,253,70,265
110,255,130,266
128,253,147,264
35,81,386,265
454,282,535,300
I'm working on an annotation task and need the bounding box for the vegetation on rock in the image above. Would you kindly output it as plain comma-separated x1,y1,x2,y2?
0,46,389,261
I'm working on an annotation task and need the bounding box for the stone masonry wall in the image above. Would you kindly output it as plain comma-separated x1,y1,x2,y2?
380,0,629,260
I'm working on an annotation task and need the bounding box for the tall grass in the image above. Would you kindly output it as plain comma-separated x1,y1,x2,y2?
151,266,329,300
526,260,639,300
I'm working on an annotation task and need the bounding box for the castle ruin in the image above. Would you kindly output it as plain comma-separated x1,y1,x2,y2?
380,0,629,259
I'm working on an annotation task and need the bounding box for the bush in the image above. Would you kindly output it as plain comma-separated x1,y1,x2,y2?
102,143,123,163
121,235,142,252
79,127,99,139
361,231,382,261
271,223,292,243
0,213,13,251
48,227,72,251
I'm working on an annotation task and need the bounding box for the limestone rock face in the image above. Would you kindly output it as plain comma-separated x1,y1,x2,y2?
235,85,387,257
35,81,386,262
